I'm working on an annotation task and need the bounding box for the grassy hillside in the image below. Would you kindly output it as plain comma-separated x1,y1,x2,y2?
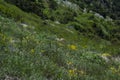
0,0,120,80
69,0,120,20
2,0,120,42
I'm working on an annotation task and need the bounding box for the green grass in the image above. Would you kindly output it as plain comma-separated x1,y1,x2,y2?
0,0,120,42
0,0,43,27
0,13,120,80
0,1,120,80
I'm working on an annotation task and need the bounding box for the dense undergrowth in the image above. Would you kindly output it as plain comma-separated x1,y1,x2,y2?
0,14,120,80
0,0,120,80
1,0,120,42
69,0,120,20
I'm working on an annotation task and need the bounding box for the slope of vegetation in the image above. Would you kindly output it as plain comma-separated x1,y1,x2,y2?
0,0,120,80
69,0,120,20
1,0,120,42
1,12,120,80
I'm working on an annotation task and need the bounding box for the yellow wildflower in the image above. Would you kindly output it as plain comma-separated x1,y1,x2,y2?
69,45,77,50
68,68,78,76
67,62,72,65
31,49,35,53
102,53,111,57
68,69,75,76
110,67,117,73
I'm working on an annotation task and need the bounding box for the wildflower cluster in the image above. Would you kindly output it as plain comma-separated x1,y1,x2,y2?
68,69,76,76
110,66,120,75
68,68,86,77
68,44,77,50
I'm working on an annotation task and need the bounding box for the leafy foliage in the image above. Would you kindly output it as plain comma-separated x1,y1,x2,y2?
4,0,57,19
69,0,120,20
0,1,120,80
67,13,120,42
0,15,120,80
4,0,78,23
